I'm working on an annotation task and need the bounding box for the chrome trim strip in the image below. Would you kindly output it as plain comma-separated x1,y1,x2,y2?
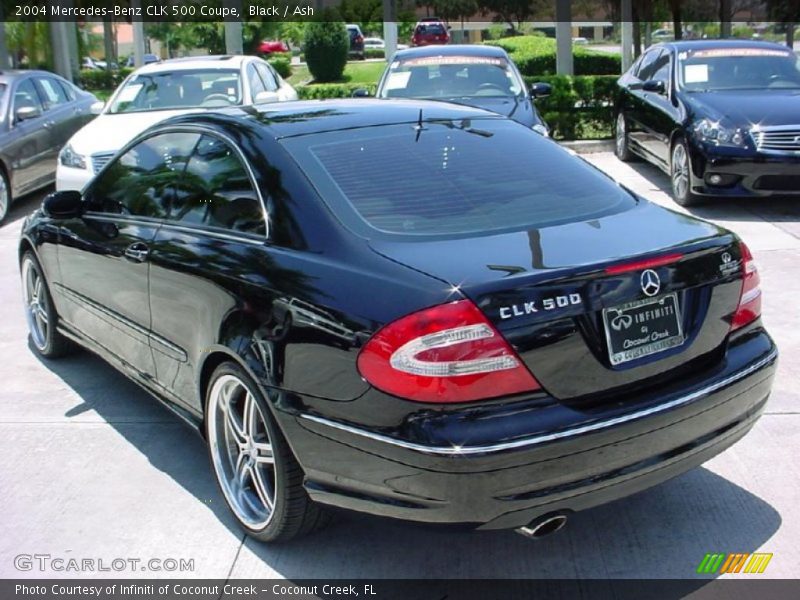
157,221,265,246
300,349,778,457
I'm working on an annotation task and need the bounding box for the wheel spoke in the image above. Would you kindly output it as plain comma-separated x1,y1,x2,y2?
251,464,274,511
243,392,257,439
253,440,274,465
236,458,252,488
224,408,247,450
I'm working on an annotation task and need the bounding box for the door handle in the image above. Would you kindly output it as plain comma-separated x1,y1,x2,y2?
124,242,150,263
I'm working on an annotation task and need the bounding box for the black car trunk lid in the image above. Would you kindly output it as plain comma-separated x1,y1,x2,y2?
369,202,744,402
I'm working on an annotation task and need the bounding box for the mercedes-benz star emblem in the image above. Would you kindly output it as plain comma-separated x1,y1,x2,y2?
640,269,661,297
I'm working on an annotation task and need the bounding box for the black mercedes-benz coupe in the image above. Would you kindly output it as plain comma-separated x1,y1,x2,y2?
20,100,777,542
615,39,800,206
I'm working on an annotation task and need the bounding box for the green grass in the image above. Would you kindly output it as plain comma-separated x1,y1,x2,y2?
287,60,385,86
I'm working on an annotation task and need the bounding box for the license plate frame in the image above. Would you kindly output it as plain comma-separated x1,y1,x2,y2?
602,293,685,366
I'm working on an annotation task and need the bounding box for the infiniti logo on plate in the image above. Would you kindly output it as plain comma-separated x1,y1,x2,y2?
609,310,633,331
640,269,661,297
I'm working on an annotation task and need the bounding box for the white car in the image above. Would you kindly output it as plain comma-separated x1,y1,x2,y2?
364,37,385,50
57,55,298,192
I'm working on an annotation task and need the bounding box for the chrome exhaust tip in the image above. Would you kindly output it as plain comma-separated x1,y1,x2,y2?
516,512,569,540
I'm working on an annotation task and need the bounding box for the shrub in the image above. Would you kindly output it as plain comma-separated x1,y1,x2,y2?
268,56,292,79
303,20,349,83
296,83,377,99
365,48,385,59
77,69,115,91
525,74,618,140
485,36,620,76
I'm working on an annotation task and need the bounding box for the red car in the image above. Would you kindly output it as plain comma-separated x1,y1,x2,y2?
257,40,290,55
411,20,450,47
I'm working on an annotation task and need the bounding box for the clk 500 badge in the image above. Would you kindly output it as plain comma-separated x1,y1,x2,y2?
499,293,582,320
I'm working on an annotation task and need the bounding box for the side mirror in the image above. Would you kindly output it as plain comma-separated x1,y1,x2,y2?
352,88,371,98
15,105,41,122
90,101,105,115
642,79,666,94
254,90,280,104
530,82,552,98
43,190,84,219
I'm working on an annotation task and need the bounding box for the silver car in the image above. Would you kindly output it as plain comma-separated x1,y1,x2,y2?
0,70,96,223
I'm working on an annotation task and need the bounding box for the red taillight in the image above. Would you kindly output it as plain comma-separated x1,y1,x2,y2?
605,253,683,275
357,300,541,403
731,241,761,331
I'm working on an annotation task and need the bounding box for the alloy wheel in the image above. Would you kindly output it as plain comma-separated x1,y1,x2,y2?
207,374,276,529
0,174,9,222
21,257,49,351
672,143,690,200
615,113,627,157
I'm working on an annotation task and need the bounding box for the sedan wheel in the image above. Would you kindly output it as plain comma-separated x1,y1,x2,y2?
670,140,700,207
21,252,72,358
615,113,633,162
208,373,277,529
0,170,10,223
205,363,330,541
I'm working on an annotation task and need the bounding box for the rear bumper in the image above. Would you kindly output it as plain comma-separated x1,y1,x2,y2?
278,329,777,529
688,145,800,197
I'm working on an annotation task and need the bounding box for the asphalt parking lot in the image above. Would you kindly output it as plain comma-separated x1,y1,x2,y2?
0,153,798,580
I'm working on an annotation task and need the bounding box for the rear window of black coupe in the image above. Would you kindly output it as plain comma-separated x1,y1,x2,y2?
282,118,636,238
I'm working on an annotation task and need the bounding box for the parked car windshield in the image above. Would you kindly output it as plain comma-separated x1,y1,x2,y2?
108,69,242,113
282,118,635,238
678,46,800,91
379,55,524,99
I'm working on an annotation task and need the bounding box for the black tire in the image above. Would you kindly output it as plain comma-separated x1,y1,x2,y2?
205,361,330,542
20,251,73,358
670,138,703,207
0,168,10,224
614,112,635,162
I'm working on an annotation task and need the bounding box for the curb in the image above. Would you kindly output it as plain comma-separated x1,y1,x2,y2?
559,139,615,154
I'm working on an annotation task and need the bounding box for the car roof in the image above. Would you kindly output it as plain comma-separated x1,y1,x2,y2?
394,44,508,60
0,69,62,85
158,99,501,139
662,39,793,53
136,55,249,74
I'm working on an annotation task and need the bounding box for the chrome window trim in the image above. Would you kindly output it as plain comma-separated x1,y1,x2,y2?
300,348,778,457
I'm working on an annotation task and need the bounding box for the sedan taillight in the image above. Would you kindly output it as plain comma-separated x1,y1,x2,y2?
731,241,762,331
357,300,541,403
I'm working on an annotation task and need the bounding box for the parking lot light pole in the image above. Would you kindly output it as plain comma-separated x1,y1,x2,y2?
555,0,573,76
621,0,633,73
224,0,243,54
131,0,145,67
383,0,398,63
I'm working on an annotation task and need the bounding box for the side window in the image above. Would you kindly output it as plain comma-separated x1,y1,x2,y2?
59,80,77,101
247,63,267,98
36,77,70,109
651,53,672,84
170,135,265,236
636,49,662,81
13,79,44,120
255,62,278,91
86,132,200,218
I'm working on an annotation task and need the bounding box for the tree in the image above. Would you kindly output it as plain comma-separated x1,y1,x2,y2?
478,0,548,33
337,0,383,35
304,20,349,83
765,0,800,46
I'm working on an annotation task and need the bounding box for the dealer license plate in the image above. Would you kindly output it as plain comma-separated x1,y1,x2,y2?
602,293,684,366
